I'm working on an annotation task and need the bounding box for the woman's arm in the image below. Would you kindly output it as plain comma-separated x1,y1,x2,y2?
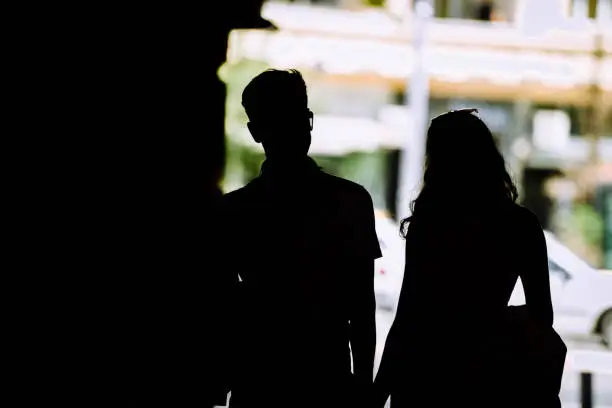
373,224,417,407
372,320,398,407
518,209,554,327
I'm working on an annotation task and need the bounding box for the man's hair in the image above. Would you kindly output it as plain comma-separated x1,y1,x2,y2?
241,69,308,120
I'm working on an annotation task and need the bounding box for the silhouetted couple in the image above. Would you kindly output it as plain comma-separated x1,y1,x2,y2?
216,69,565,408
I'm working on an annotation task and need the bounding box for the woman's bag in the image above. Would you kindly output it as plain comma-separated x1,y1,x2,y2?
499,305,567,400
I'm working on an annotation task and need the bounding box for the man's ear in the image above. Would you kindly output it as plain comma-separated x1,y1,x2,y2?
247,122,261,143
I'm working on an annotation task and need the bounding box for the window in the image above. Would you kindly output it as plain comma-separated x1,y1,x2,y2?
392,88,405,105
548,259,572,282
568,0,612,20
569,0,590,18
310,0,341,4
598,0,612,21
431,0,516,22
271,0,341,4
530,104,583,136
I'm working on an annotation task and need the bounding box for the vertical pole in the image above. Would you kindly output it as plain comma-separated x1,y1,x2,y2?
580,372,593,408
508,99,531,200
587,30,604,167
396,0,432,221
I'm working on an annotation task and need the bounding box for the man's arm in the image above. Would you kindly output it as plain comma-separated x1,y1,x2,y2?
349,257,377,385
210,197,240,406
349,190,381,386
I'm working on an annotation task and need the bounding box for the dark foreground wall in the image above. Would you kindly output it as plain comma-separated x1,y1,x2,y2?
35,3,270,403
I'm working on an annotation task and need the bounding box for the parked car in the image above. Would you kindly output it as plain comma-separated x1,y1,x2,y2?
374,213,612,348
509,231,612,347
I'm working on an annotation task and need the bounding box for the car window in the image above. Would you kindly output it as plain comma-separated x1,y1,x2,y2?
548,259,571,282
544,231,595,272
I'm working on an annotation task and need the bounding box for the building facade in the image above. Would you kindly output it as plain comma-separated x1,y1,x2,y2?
226,0,612,264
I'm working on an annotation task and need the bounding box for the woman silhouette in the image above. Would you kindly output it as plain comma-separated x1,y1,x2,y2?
373,110,558,407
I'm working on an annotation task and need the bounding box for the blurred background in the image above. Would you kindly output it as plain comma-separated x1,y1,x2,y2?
218,0,612,406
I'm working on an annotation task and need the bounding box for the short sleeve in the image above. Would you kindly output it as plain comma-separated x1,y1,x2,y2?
358,189,383,260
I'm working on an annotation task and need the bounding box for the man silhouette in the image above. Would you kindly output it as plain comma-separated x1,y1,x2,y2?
220,69,381,407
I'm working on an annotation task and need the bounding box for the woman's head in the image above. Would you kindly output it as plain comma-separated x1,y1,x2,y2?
401,109,518,234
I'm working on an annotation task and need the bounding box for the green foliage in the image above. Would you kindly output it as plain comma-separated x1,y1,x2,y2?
572,202,604,249
219,59,269,189
311,155,343,175
220,59,269,143
312,151,389,211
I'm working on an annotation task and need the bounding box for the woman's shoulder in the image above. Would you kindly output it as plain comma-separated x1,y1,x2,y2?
508,203,540,223
408,202,542,231
504,204,545,238
456,203,543,237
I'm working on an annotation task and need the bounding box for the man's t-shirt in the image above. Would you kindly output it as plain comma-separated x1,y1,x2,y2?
220,157,381,398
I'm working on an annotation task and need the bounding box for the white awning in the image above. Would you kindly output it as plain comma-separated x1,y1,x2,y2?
229,29,596,88
309,115,395,155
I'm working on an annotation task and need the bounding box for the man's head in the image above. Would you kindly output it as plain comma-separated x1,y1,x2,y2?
242,69,313,160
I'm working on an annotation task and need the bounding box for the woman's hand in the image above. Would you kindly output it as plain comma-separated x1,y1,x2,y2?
369,379,390,408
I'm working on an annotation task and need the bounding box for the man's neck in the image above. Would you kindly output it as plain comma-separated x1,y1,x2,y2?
260,155,318,176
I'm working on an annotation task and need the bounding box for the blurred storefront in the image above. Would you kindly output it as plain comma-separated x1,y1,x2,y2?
224,0,612,264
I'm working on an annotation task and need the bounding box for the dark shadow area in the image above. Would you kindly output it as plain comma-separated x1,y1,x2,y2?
34,1,276,405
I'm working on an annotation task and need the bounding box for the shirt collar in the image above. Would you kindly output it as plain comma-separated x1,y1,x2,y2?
259,156,320,178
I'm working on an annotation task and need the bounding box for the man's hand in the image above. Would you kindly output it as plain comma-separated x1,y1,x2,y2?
349,259,376,386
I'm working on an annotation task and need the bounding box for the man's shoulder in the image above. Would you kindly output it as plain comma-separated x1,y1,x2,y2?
220,180,263,207
318,172,371,201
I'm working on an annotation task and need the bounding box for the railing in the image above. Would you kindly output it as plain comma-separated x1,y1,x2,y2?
566,349,612,408
379,348,612,408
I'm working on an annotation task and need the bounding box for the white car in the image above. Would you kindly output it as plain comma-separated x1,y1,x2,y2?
373,214,612,348
509,231,612,347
